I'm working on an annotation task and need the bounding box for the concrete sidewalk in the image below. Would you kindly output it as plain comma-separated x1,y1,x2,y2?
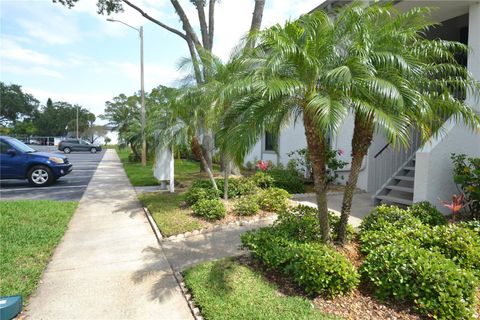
27,150,193,320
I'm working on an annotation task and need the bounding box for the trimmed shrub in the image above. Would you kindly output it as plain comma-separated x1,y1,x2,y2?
361,243,478,319
185,187,219,206
359,219,430,255
427,224,480,275
250,171,274,189
275,205,355,243
234,196,260,216
194,178,257,199
217,178,257,198
458,219,480,236
408,201,447,226
360,204,419,233
241,228,359,296
268,168,305,194
191,198,226,221
257,187,290,212
286,242,360,296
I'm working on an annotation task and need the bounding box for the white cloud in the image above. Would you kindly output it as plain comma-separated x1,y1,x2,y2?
0,38,61,66
2,65,64,79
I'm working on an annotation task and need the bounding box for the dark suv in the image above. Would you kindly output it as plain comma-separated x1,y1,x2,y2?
58,139,102,154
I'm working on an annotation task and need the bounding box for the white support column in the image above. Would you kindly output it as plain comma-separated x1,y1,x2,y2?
468,2,480,112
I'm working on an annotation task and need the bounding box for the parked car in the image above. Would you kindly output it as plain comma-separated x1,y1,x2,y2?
0,136,73,186
58,139,102,154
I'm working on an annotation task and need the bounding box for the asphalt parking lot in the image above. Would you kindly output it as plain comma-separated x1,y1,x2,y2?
0,145,106,201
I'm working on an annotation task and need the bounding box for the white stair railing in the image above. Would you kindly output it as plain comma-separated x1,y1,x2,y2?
370,129,421,196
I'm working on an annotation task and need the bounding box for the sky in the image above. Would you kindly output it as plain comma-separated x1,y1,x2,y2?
1,0,325,123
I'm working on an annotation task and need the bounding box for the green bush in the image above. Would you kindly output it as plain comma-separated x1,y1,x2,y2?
286,242,360,296
250,171,274,189
241,228,359,296
191,198,226,221
257,187,290,212
458,219,480,236
408,201,447,226
427,224,480,275
275,205,355,243
234,196,260,216
360,204,419,233
268,168,305,194
193,178,257,199
219,178,257,198
361,243,478,319
359,219,430,255
185,187,219,206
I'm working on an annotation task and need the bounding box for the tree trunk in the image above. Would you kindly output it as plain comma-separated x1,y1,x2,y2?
336,113,374,245
223,159,230,200
201,130,213,171
246,0,266,49
303,112,331,243
192,136,218,190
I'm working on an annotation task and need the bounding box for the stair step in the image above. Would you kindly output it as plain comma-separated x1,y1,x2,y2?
376,195,413,206
404,166,415,171
385,185,414,193
394,175,414,181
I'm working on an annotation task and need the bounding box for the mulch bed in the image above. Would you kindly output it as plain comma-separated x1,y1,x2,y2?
238,240,423,320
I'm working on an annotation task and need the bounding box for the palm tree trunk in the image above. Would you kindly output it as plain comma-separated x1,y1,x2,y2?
223,159,230,200
336,113,374,244
303,113,331,243
192,136,218,190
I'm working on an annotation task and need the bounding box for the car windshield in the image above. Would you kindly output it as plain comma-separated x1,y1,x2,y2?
81,140,91,145
6,138,36,153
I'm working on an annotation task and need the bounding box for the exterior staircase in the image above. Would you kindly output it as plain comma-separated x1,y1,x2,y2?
373,155,416,207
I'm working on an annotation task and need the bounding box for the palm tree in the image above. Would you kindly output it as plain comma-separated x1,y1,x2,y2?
332,4,480,244
218,11,347,242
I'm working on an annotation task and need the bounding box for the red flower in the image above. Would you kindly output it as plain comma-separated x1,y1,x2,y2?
255,160,268,172
441,193,467,222
338,149,345,156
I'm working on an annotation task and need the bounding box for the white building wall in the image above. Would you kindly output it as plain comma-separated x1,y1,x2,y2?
414,2,480,214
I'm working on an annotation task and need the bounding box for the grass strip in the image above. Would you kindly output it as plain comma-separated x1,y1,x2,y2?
183,258,337,320
0,200,77,301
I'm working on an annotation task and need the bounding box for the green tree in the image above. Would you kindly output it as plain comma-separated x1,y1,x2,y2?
331,4,480,244
34,101,95,137
54,0,267,171
0,82,39,126
219,11,344,242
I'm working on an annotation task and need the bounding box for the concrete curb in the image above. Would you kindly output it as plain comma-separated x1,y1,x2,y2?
142,207,163,240
162,214,278,242
175,272,203,320
142,207,198,320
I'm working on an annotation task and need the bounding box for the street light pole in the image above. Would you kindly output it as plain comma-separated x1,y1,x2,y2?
76,105,79,139
107,18,147,166
140,26,146,167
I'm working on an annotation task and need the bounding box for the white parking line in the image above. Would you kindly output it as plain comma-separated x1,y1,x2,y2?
0,185,88,192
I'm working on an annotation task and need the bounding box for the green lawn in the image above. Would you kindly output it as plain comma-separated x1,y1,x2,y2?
0,200,78,301
116,147,220,187
183,258,337,320
139,192,206,237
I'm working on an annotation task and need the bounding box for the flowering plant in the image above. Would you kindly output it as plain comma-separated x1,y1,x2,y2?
255,160,269,172
441,193,468,222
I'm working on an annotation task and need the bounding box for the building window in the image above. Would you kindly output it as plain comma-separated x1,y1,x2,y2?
264,131,277,152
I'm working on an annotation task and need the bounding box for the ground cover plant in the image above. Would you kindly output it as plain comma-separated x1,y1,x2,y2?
139,176,288,236
0,200,78,301
183,258,337,320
